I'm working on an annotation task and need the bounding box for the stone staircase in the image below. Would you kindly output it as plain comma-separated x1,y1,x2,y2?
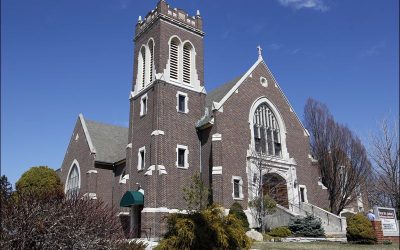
264,202,347,235
297,202,347,233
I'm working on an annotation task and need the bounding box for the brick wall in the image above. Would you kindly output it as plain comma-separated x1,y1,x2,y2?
208,62,330,209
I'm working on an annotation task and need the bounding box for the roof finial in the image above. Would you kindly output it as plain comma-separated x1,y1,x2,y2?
138,16,142,22
196,9,201,16
257,45,263,59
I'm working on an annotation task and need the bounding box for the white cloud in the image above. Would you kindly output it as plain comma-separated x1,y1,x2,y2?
362,41,386,57
269,43,283,50
277,0,329,12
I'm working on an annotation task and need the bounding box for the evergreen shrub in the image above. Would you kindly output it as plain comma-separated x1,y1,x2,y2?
268,226,291,237
156,204,251,250
288,215,325,237
229,202,250,231
346,213,376,244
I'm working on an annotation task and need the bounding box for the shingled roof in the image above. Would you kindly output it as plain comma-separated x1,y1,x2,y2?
84,119,128,164
197,75,243,128
205,75,243,112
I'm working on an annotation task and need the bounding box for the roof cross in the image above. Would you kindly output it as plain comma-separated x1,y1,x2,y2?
257,45,263,59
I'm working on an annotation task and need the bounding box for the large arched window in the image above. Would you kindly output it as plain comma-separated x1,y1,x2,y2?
182,42,192,84
66,164,80,197
253,103,282,157
169,37,180,80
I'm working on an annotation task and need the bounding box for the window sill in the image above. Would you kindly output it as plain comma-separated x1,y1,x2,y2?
177,110,188,114
137,169,144,172
233,197,244,201
177,166,189,170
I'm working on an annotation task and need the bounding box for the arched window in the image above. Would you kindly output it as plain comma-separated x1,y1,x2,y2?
66,164,80,197
169,37,180,80
253,103,282,157
140,47,146,88
182,42,192,84
148,39,154,83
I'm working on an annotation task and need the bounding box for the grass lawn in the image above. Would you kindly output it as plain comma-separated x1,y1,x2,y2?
252,241,399,250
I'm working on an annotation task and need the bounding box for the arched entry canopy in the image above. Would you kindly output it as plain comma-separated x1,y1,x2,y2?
120,191,144,207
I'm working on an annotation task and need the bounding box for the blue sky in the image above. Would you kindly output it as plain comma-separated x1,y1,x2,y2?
2,0,398,186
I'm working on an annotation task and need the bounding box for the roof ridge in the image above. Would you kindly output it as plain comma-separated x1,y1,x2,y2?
85,119,128,129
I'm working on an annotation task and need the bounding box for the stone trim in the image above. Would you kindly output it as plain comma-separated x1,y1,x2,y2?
79,114,96,154
142,207,188,214
86,170,98,174
83,192,97,200
151,130,165,136
211,133,222,141
158,165,167,175
212,166,222,175
145,165,155,176
213,57,262,111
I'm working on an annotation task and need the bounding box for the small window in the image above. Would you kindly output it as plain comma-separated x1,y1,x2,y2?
260,77,268,87
178,95,186,112
176,145,189,169
299,185,308,203
138,147,146,171
178,149,185,167
252,173,258,187
233,179,240,198
140,94,148,116
176,91,188,113
300,187,305,202
232,176,243,200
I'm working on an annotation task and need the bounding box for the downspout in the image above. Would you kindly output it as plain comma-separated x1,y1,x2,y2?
199,131,202,175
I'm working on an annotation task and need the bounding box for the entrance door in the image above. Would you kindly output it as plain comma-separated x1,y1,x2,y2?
130,205,143,238
263,173,289,208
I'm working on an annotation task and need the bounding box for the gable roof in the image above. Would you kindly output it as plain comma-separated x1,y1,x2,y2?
79,114,128,164
205,75,243,111
198,56,309,136
196,75,243,128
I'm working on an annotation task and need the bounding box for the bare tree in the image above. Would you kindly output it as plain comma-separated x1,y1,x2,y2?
367,118,399,214
0,189,137,249
247,150,292,233
304,98,371,215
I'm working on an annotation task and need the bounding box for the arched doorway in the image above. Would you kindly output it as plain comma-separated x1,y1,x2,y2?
263,173,289,208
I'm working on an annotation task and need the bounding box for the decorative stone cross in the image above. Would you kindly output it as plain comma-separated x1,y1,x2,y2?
257,45,263,59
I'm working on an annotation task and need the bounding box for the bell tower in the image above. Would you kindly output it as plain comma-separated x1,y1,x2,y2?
131,0,205,96
126,0,206,237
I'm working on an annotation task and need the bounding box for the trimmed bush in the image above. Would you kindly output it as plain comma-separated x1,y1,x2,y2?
346,213,376,244
268,226,291,237
288,215,325,237
156,204,251,250
118,240,148,250
16,166,63,199
229,202,249,231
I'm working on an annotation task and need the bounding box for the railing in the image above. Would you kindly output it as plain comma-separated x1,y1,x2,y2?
299,202,345,232
129,226,152,240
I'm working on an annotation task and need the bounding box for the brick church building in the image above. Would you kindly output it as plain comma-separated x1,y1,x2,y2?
59,0,362,238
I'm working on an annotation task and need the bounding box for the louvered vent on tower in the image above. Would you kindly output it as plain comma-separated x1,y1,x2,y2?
149,40,154,83
170,39,179,80
141,47,146,88
183,43,191,84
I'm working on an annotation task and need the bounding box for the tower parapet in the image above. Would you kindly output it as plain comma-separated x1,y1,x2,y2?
135,0,203,40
